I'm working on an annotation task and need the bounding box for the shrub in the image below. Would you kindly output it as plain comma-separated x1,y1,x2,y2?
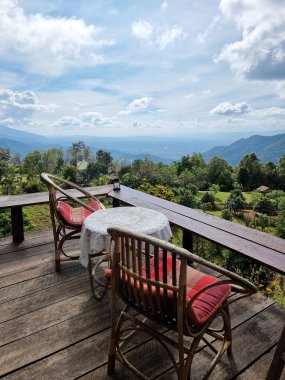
0,209,33,238
201,192,215,204
255,213,270,231
179,189,196,208
221,208,233,221
254,197,277,215
22,178,46,193
276,210,285,238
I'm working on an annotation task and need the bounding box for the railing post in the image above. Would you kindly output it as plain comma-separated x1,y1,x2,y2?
266,325,285,380
182,229,193,252
11,206,24,243
112,198,120,208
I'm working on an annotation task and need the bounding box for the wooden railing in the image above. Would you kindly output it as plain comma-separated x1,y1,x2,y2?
0,184,113,243
109,185,285,276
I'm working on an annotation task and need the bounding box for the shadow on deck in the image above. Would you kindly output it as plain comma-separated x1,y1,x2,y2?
0,229,284,380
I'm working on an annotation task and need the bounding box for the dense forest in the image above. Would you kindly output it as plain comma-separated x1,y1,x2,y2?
0,141,285,304
1,140,285,231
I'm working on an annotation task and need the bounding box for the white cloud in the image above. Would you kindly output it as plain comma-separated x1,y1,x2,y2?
252,107,285,116
275,81,285,99
118,97,152,115
210,101,252,115
81,111,113,125
0,0,114,75
0,89,59,121
196,15,220,44
0,89,58,111
131,20,153,40
53,116,83,129
203,89,212,96
218,0,285,89
184,93,194,99
132,121,144,127
156,26,184,50
161,2,168,11
132,20,184,50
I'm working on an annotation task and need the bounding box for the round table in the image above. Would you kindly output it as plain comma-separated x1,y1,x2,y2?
80,206,172,267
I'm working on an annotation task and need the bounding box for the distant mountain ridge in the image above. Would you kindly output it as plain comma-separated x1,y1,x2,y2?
0,126,284,165
0,126,173,163
203,133,285,166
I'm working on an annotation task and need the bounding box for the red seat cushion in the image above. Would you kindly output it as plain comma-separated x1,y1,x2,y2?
146,254,231,325
56,200,102,227
105,252,231,326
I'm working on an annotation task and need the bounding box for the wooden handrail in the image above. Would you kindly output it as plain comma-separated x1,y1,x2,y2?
108,185,285,276
0,184,112,243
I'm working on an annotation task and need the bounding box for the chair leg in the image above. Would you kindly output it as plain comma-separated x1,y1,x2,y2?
224,305,232,356
107,342,116,375
55,249,61,272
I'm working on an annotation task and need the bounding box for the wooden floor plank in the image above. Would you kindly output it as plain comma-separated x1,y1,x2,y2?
0,228,53,252
0,238,79,265
0,252,55,277
0,263,86,304
237,348,277,380
0,289,99,347
0,229,54,252
0,300,110,377
0,274,91,323
0,259,79,288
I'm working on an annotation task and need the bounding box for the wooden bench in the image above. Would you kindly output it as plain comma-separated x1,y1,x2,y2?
0,185,112,243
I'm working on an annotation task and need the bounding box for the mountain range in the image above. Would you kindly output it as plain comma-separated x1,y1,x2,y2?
203,133,285,165
0,126,284,166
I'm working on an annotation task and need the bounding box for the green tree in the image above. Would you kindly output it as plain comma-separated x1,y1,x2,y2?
221,208,233,221
276,210,285,238
261,161,279,189
121,172,142,189
60,165,77,183
177,153,206,175
200,192,215,210
209,184,220,195
95,150,113,175
23,150,44,178
0,166,18,195
226,189,246,214
254,197,277,215
207,156,234,191
42,148,65,174
278,155,285,190
255,214,269,231
179,188,196,208
68,141,92,166
237,153,262,191
0,147,11,184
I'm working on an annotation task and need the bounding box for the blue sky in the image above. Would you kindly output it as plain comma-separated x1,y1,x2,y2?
0,0,285,137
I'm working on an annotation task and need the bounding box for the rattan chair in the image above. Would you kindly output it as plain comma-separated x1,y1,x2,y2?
41,172,105,273
107,227,257,380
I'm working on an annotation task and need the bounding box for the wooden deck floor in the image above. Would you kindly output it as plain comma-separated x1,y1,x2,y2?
0,230,284,380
